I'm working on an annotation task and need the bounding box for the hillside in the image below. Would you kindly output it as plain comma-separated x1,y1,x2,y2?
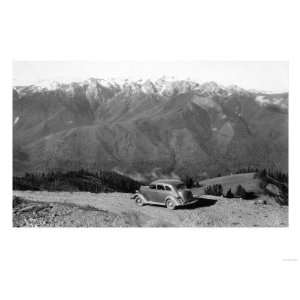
193,173,261,195
13,170,141,193
13,78,288,179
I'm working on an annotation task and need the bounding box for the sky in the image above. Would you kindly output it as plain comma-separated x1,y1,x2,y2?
13,61,289,92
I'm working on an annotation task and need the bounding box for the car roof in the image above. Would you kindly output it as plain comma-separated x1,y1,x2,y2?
150,179,183,187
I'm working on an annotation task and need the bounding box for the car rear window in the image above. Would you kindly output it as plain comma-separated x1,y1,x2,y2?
165,185,171,191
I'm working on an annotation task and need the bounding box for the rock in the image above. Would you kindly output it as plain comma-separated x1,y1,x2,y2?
275,196,288,206
265,183,281,196
255,199,267,205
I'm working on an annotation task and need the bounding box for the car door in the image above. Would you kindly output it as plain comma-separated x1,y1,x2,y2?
153,184,166,204
144,184,157,202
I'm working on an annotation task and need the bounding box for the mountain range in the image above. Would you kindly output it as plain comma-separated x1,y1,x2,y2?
13,77,288,181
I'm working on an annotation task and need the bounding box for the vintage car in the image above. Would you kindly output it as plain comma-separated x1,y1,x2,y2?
131,179,197,209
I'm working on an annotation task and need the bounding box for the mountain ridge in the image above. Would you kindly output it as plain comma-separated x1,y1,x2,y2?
13,77,288,181
14,77,283,97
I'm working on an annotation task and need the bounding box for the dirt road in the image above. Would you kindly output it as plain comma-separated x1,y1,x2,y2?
13,190,288,227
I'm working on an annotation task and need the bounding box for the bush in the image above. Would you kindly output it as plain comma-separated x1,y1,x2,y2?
234,185,257,200
184,176,194,189
225,188,234,198
205,184,223,196
235,184,247,198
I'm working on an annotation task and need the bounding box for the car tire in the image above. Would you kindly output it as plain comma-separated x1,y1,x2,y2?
166,198,176,210
135,196,144,206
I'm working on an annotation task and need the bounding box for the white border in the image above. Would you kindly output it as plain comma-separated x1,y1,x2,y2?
1,1,299,300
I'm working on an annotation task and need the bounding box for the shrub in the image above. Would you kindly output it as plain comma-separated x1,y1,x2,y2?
234,185,257,200
225,188,234,198
184,176,194,188
235,184,247,198
205,184,223,196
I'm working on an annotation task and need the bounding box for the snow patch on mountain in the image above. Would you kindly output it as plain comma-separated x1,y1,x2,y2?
255,95,288,109
14,116,20,125
14,77,288,101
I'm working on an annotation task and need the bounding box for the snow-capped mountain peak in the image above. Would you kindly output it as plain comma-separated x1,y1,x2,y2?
14,77,285,99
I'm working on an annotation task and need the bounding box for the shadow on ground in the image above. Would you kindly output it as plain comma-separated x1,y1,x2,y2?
177,198,218,210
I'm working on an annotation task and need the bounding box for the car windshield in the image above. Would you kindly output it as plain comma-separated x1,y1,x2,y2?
176,183,186,190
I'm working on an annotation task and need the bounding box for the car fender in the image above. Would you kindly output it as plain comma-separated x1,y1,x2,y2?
132,192,148,203
164,196,180,206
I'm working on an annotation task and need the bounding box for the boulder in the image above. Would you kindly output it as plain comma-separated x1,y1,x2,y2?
254,199,267,205
265,183,281,196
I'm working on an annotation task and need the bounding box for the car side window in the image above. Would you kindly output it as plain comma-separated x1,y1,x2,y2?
149,185,156,190
156,184,165,190
165,185,171,191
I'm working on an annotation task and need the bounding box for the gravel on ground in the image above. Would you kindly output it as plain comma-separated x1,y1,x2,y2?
13,191,288,227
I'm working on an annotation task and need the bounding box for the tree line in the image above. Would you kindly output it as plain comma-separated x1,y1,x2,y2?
204,184,256,199
13,169,142,193
255,168,288,184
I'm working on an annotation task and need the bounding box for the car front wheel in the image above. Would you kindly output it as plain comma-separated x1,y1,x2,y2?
135,196,144,206
166,199,176,210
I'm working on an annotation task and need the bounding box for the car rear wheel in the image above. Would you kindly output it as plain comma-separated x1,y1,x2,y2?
166,199,176,210
135,196,144,206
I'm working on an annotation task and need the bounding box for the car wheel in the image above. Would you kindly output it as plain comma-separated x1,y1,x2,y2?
166,199,176,210
135,196,144,206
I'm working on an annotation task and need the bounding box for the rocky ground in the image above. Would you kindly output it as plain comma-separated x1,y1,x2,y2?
13,197,129,227
13,190,288,227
